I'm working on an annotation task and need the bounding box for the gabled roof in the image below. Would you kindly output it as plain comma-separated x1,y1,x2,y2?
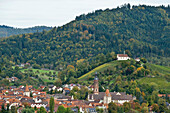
117,54,129,57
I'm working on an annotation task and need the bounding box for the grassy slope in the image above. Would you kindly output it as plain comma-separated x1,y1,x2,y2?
146,63,170,75
20,68,58,83
78,61,120,80
20,68,58,74
138,63,170,92
138,77,170,92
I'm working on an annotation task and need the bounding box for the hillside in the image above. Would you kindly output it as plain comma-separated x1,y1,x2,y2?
0,25,52,38
78,60,170,93
0,5,170,69
78,61,120,80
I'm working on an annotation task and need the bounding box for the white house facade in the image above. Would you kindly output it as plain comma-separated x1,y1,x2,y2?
117,54,130,60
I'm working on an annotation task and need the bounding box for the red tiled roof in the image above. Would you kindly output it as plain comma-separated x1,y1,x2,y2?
25,84,29,92
64,88,70,91
117,54,129,57
158,94,166,97
105,89,110,96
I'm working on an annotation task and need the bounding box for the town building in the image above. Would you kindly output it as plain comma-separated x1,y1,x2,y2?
23,84,30,97
117,54,130,60
88,73,134,104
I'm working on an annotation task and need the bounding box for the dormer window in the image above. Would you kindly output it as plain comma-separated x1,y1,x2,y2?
116,92,121,95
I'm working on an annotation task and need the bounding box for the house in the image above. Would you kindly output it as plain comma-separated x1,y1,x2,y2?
19,63,30,67
135,58,140,62
71,107,79,113
11,77,18,82
39,86,46,90
6,98,21,109
56,87,63,92
48,85,56,91
63,88,70,95
31,101,48,108
6,77,18,82
117,54,130,60
85,108,97,113
54,94,71,100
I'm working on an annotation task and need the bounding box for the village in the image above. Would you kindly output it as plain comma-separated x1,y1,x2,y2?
0,53,169,113
0,73,135,113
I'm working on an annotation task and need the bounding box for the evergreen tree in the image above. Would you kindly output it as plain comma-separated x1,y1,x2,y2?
50,97,54,113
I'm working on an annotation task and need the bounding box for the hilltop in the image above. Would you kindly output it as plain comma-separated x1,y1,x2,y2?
0,25,52,38
0,5,169,70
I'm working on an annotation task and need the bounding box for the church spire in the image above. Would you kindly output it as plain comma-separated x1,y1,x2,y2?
25,84,29,92
24,84,30,97
94,72,99,95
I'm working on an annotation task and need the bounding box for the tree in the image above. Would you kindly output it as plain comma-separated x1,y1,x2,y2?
54,78,62,87
158,98,167,112
34,106,37,110
127,3,131,9
152,104,159,113
57,105,66,113
114,84,120,92
141,107,149,113
96,107,104,113
117,106,124,113
108,102,117,113
21,108,34,113
37,107,46,113
123,102,131,112
11,106,17,113
50,97,54,113
32,64,41,69
125,50,132,57
140,58,147,63
1,104,6,113
65,107,74,113
7,103,10,111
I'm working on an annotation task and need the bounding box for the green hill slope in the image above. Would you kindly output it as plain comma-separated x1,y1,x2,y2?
78,61,120,80
145,63,170,75
78,60,170,92
138,77,170,92
0,5,170,69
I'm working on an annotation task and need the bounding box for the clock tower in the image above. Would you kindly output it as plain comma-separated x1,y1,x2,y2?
94,72,99,95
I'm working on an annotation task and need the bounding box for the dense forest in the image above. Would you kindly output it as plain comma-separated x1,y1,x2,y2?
0,25,52,38
0,4,170,70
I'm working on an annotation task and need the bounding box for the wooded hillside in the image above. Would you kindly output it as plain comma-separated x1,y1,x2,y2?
0,5,169,68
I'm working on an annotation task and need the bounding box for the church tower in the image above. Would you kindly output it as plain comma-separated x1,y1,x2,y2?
94,72,99,95
24,84,30,97
104,89,112,104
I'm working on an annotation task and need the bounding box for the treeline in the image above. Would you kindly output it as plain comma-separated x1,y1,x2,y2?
0,4,170,70
0,25,52,38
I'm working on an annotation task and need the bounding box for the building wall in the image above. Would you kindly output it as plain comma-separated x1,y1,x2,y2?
31,104,47,108
23,92,30,97
112,100,130,104
117,56,130,60
103,96,112,104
